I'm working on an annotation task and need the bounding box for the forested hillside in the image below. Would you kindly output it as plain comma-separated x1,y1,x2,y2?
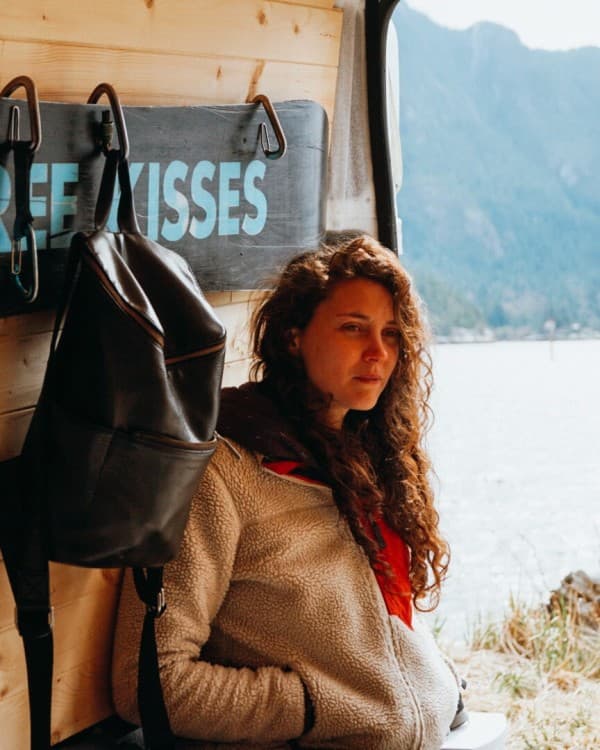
393,4,600,337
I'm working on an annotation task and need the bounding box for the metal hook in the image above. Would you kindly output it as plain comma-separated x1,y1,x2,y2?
252,94,287,160
87,82,130,160
0,75,42,152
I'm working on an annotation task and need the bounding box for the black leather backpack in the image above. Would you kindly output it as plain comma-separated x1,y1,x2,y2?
1,85,226,750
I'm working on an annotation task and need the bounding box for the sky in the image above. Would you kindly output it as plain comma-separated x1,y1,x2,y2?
404,0,600,51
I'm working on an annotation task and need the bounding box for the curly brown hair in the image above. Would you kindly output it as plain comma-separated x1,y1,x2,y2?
250,235,449,610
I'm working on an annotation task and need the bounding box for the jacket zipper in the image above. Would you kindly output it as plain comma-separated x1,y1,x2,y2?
356,532,425,749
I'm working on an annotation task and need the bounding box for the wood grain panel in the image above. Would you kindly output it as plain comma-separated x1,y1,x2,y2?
50,658,114,745
0,563,122,631
0,331,50,412
0,407,32,461
1,656,114,750
205,291,234,307
0,40,336,120
218,300,254,363
222,358,251,388
0,311,54,412
0,1,342,67
0,310,56,336
277,0,337,7
0,565,121,748
0,566,122,649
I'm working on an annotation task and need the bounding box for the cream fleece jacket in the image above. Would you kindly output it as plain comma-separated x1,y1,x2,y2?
111,438,459,749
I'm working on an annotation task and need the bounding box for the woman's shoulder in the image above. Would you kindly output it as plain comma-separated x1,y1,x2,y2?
207,433,262,479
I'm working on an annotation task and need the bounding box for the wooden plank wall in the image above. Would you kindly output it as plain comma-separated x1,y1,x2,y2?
0,1,342,745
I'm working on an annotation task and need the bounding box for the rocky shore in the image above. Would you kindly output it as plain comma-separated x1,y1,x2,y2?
443,572,600,749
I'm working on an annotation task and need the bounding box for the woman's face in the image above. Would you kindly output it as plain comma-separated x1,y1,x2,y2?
291,278,401,429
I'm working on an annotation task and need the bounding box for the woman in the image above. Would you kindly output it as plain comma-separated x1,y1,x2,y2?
112,235,461,749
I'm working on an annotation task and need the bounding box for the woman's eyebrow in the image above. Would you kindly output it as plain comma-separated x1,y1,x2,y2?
335,312,398,326
335,312,370,319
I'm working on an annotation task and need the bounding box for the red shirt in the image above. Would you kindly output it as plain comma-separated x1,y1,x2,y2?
369,516,413,629
264,460,413,629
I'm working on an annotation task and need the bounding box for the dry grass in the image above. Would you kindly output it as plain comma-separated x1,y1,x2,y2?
444,595,600,749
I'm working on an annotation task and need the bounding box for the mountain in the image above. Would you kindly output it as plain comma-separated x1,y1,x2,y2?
393,4,600,336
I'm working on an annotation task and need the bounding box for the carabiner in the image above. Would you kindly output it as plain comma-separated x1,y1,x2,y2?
252,94,287,160
1,75,42,303
87,82,129,160
1,75,42,153
11,224,39,303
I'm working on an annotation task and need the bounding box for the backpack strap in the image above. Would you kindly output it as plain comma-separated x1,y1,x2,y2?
12,560,53,750
1,207,85,750
133,567,176,750
94,149,140,234
1,458,53,750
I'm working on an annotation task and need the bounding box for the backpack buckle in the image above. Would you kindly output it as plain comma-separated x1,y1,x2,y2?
147,587,166,618
15,605,54,638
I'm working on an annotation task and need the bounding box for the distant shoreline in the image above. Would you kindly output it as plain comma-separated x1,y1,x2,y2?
433,329,600,345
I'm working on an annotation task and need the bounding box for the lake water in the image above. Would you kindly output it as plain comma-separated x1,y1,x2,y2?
426,338,600,642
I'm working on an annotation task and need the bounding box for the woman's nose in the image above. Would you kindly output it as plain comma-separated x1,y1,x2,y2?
363,334,387,361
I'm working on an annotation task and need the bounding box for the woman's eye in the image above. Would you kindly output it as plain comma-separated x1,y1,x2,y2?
383,328,402,341
341,323,362,333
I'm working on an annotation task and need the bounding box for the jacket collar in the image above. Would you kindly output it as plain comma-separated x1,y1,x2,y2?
217,381,317,467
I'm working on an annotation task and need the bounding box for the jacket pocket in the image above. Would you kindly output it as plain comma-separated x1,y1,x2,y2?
300,678,316,735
